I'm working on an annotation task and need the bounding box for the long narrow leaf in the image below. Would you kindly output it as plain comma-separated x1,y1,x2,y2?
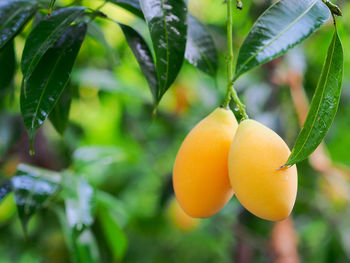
21,23,87,147
0,0,38,50
140,0,188,103
107,0,143,18
286,28,343,166
119,23,158,100
0,41,16,98
21,7,86,87
234,0,330,81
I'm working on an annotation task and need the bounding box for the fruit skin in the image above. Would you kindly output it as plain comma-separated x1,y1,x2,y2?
228,120,297,221
173,107,238,218
167,197,199,231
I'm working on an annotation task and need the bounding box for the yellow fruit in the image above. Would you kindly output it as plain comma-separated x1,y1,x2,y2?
168,197,199,231
173,107,238,218
228,120,297,221
0,193,16,225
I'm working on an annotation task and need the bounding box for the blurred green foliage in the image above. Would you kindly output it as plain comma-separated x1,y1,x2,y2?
1,0,350,262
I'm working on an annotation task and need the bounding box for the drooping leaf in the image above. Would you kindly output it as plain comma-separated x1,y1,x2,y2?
49,84,72,135
21,7,86,87
21,22,87,147
234,0,330,81
0,41,16,98
286,28,343,166
185,15,218,76
140,0,188,103
0,181,12,203
11,163,61,230
107,0,143,18
62,174,95,231
0,0,38,50
119,23,158,100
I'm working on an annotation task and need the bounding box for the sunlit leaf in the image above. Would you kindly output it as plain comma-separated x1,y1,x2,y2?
63,174,95,231
0,41,16,98
107,0,143,18
140,0,188,103
185,15,218,76
21,7,86,87
0,0,38,50
49,84,72,135
120,23,158,100
21,22,87,148
286,28,343,166
11,164,61,230
234,0,330,81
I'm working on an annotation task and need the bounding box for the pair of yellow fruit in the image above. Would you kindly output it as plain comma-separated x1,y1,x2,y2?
173,107,298,221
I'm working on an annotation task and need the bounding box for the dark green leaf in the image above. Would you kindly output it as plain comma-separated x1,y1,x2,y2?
21,22,87,146
63,174,95,231
11,163,61,230
120,23,158,100
21,7,86,86
49,84,72,135
48,0,56,15
0,181,12,203
185,15,218,76
0,0,38,50
107,0,143,18
140,0,188,103
286,28,343,166
234,0,330,81
0,41,16,98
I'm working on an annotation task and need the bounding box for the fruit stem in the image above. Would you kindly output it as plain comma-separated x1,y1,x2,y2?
222,0,249,120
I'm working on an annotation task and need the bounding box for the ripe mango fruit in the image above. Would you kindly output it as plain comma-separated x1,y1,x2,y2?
173,107,238,218
228,120,297,221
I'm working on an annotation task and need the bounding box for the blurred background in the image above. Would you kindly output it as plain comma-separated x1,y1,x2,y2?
1,0,350,262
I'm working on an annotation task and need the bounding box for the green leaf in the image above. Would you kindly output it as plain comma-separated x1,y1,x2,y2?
0,113,22,158
48,0,56,15
140,0,188,103
234,0,330,81
62,174,95,231
185,15,218,76
11,163,61,231
286,28,343,166
0,41,16,98
21,6,86,87
107,0,144,18
119,23,158,100
49,84,72,135
20,22,87,147
0,0,38,50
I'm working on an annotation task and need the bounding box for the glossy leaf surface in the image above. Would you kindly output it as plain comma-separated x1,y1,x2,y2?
140,0,188,103
21,23,87,144
185,15,218,76
49,84,72,135
21,7,86,86
0,41,16,98
286,28,343,165
0,0,38,50
11,164,61,229
235,0,330,80
63,174,95,231
120,23,158,100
